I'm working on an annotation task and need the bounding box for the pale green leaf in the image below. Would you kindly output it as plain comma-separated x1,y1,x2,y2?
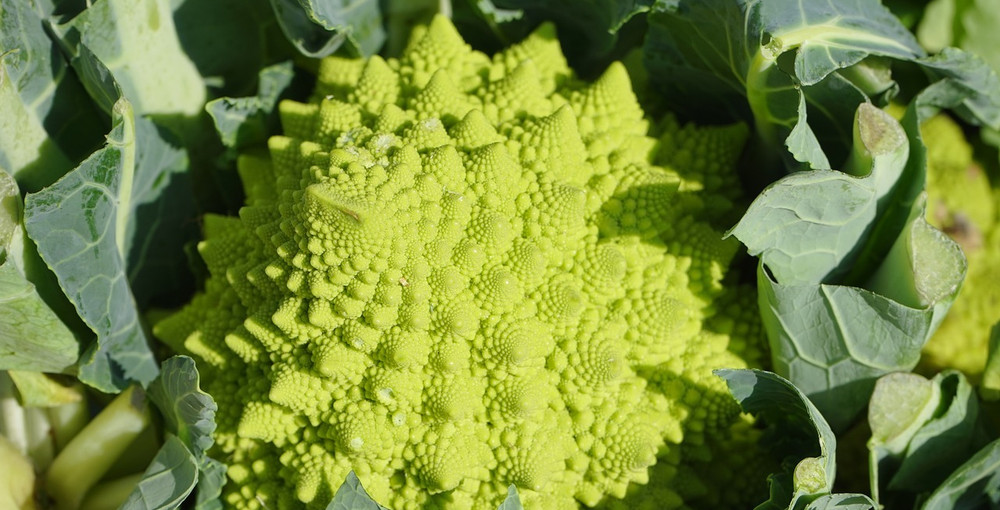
0,0,102,193
5,371,82,407
55,0,206,120
0,171,77,373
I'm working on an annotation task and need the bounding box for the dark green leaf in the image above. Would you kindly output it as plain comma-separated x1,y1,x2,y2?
716,369,836,508
804,493,877,510
644,0,1000,173
982,322,1000,401
268,0,384,58
920,438,1000,510
172,0,294,96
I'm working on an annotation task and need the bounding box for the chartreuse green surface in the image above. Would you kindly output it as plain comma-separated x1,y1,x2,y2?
156,15,763,510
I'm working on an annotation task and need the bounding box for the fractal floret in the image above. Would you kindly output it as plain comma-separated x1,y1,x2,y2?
919,114,1000,380
156,15,761,510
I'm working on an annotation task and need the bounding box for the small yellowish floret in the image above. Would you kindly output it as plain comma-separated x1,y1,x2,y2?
156,16,760,510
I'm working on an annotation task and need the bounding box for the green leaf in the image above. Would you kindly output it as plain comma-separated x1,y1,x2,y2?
327,472,389,510
910,47,1000,128
732,103,966,431
645,0,921,169
496,485,523,510
728,104,909,284
124,357,223,510
205,61,295,149
916,0,1000,76
5,371,82,407
0,258,80,373
193,456,227,510
55,0,206,120
147,356,217,458
758,266,935,432
0,171,78,373
268,0,385,58
0,0,103,192
644,0,1000,172
803,493,877,510
982,322,1000,401
715,369,836,508
119,435,199,510
171,0,294,96
476,0,653,74
920,438,1000,510
868,372,989,504
22,98,158,392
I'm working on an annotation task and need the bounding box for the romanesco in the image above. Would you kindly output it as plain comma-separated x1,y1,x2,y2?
919,114,1000,380
155,16,762,509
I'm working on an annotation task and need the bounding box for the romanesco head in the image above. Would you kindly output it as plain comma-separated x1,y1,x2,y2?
919,114,1000,380
156,16,759,510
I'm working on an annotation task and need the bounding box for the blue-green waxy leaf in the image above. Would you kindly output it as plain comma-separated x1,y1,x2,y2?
206,61,295,149
327,472,389,510
119,435,199,510
758,266,935,432
268,0,384,58
148,356,218,458
0,0,103,193
194,456,227,510
23,98,158,392
137,356,224,510
920,438,1000,510
733,102,965,432
716,369,837,508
